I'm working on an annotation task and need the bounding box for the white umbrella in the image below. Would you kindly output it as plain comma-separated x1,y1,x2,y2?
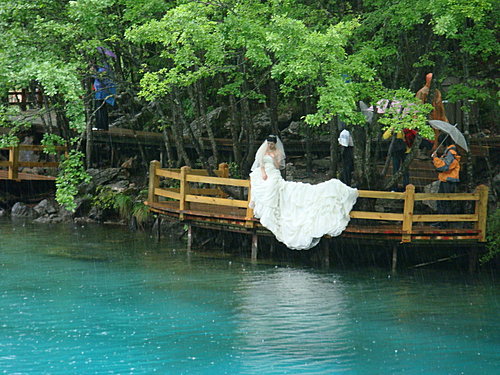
428,120,469,152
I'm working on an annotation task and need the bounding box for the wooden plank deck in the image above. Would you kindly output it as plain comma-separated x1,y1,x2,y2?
146,200,482,243
0,169,56,181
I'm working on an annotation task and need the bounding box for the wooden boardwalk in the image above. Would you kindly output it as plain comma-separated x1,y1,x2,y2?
0,170,56,181
0,145,65,181
145,161,489,270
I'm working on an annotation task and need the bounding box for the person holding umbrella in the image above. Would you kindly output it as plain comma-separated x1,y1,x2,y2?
431,132,462,227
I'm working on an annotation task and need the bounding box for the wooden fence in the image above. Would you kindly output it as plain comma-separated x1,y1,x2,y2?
0,145,67,180
147,161,489,243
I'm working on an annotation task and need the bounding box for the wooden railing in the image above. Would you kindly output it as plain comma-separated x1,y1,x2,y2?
147,161,489,242
147,161,254,225
354,185,488,242
0,145,67,180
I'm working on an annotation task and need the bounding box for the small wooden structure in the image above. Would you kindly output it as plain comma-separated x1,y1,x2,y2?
145,161,489,270
0,145,67,181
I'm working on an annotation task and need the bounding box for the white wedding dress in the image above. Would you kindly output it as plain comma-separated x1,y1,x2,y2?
250,155,358,250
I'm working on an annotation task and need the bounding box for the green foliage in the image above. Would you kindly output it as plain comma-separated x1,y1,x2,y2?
0,133,19,148
228,161,241,179
0,105,30,145
480,208,500,265
114,192,134,219
92,186,119,210
92,186,151,224
131,202,150,225
0,0,498,206
377,89,434,139
41,133,65,155
55,150,90,212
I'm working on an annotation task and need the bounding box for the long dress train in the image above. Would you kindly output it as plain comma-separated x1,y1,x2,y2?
250,155,358,250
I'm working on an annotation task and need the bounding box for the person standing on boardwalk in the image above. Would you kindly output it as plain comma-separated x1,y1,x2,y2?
432,134,461,226
383,127,411,189
338,125,354,186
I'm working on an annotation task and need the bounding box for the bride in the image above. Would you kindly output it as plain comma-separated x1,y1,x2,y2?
249,135,358,250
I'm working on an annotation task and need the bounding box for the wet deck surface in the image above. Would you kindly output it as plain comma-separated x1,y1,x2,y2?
147,201,481,243
0,170,56,181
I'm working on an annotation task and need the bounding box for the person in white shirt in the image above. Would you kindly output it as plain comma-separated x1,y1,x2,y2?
338,125,354,186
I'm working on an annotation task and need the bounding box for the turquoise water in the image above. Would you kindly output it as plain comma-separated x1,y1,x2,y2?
0,218,498,374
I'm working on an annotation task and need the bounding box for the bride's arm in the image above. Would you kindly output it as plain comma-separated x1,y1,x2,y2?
261,165,268,180
273,152,282,169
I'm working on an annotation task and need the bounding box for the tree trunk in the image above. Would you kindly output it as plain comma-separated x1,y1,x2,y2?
196,79,218,165
463,106,472,188
329,117,339,178
83,79,93,169
154,101,176,167
304,87,313,174
383,135,423,190
170,94,192,167
175,89,211,169
269,78,279,136
162,128,175,168
228,93,242,166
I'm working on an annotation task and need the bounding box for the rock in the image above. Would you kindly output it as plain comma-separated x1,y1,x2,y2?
285,163,296,180
375,199,404,213
73,197,92,217
312,158,331,170
11,202,38,218
58,207,75,222
283,120,303,138
34,216,64,224
34,198,59,216
493,173,500,196
105,180,129,192
121,156,138,169
74,217,98,225
185,106,227,137
88,206,105,221
0,208,6,217
80,168,129,194
252,109,272,139
423,180,440,211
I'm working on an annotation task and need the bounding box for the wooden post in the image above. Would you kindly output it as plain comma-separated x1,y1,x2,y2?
474,185,489,242
187,224,193,252
251,232,258,260
8,146,19,180
402,184,415,243
321,239,330,268
155,215,161,242
218,162,229,178
179,166,190,221
148,160,161,204
245,183,255,228
391,244,398,273
217,163,229,197
468,248,478,274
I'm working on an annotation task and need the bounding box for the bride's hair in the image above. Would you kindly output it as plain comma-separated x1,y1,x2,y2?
266,135,277,143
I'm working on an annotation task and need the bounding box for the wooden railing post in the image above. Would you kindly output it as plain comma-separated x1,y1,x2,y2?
474,185,489,242
8,146,19,180
245,183,255,228
179,166,191,220
148,160,161,204
218,162,229,178
402,184,415,243
217,163,229,198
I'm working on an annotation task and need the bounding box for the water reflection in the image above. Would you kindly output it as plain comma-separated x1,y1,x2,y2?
237,268,353,372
